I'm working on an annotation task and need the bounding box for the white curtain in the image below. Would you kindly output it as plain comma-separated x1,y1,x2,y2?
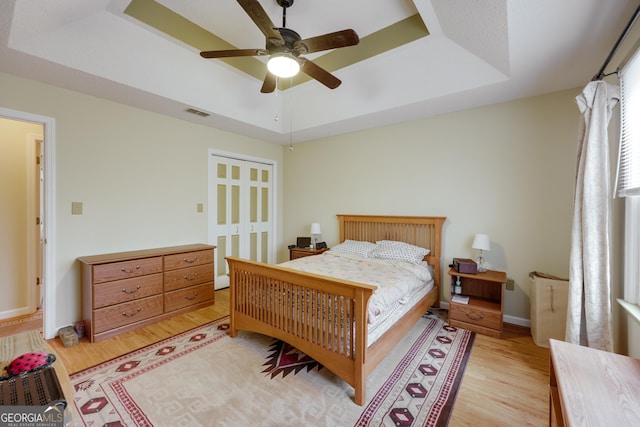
566,81,619,351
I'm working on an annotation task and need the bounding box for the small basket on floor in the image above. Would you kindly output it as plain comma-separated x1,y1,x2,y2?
0,366,67,408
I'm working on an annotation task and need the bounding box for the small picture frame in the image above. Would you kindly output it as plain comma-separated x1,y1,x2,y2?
296,237,311,248
316,241,327,250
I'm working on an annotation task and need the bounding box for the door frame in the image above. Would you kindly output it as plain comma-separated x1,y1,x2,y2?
0,107,56,339
207,148,278,271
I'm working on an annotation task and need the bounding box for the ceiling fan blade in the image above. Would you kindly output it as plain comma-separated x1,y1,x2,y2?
261,72,277,93
296,29,359,54
300,59,341,89
200,49,268,59
237,0,284,46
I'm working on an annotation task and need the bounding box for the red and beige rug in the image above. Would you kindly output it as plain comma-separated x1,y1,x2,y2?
70,313,474,426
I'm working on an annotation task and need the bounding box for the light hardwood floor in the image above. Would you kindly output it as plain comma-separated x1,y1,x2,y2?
44,288,549,426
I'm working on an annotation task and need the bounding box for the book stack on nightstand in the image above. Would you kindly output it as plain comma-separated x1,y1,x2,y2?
448,268,507,338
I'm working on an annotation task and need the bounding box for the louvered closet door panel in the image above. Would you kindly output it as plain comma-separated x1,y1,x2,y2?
248,164,272,263
209,154,274,289
210,157,245,289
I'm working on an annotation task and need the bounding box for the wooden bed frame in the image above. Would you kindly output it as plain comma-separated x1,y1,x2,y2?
226,214,446,405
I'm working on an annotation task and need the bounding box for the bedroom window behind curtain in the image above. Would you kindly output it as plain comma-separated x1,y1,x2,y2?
616,48,640,197
616,47,640,306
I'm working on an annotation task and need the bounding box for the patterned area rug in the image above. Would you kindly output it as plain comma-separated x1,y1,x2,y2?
70,313,474,426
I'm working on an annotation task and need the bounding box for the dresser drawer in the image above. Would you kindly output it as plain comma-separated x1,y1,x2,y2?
93,295,164,333
92,256,163,284
164,250,214,271
450,304,502,330
164,283,214,312
164,264,214,292
94,273,163,309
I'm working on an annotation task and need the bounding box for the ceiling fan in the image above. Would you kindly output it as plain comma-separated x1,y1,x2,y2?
200,0,360,93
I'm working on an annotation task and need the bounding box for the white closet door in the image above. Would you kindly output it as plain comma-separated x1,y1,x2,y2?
208,154,273,289
247,162,272,264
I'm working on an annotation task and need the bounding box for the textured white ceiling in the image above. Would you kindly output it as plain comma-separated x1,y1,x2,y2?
0,0,636,144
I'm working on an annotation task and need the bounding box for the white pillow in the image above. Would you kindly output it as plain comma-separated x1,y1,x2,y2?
371,240,430,264
330,240,376,258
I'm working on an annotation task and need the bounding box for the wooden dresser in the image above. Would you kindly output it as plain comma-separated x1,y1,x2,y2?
549,339,640,426
79,244,215,342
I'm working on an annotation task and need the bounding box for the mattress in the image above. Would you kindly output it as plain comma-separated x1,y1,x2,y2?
281,250,434,330
367,282,433,345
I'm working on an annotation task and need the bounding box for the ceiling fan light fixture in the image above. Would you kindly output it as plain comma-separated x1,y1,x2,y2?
267,53,300,78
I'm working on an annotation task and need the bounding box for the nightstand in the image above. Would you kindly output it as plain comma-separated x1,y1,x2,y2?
448,268,506,338
289,247,329,260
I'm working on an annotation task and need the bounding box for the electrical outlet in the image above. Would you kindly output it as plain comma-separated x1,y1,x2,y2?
197,203,204,213
506,278,515,291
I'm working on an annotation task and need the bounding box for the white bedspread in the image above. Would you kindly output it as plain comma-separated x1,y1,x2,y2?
281,251,432,323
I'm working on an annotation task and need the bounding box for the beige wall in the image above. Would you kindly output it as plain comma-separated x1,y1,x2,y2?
0,71,285,335
0,118,41,314
283,87,632,353
283,89,582,323
1,70,633,354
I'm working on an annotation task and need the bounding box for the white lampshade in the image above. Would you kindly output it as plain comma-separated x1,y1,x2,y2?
472,234,491,251
267,53,300,78
310,223,322,235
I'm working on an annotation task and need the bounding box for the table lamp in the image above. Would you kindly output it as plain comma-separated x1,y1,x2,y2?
310,223,322,249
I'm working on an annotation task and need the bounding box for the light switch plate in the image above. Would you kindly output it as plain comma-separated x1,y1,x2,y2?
71,201,83,215
197,203,204,213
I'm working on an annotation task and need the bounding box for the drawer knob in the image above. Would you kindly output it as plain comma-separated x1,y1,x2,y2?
121,265,141,274
122,307,142,317
183,256,198,264
464,311,485,321
122,285,141,294
183,273,199,281
185,293,199,301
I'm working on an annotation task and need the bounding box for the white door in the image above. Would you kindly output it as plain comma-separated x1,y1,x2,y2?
208,154,274,289
25,135,45,312
36,138,45,308
247,161,273,264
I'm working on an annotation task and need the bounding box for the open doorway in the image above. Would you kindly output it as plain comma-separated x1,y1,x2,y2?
0,108,56,339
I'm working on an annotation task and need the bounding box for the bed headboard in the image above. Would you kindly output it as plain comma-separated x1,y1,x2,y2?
337,214,446,288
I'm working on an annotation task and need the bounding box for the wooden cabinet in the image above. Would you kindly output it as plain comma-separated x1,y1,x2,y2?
448,268,506,338
549,339,640,426
79,244,215,342
289,247,329,260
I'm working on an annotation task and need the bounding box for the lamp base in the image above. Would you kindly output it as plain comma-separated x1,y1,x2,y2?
477,254,487,272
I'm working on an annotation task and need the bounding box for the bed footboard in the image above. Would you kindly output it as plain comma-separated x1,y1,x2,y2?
226,256,376,405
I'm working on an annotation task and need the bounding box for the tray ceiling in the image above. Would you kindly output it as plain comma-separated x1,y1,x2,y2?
0,0,636,144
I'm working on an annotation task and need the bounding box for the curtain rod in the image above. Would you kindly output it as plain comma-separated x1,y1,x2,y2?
592,3,640,81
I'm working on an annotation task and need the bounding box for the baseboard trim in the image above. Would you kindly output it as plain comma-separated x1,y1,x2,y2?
504,314,530,328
